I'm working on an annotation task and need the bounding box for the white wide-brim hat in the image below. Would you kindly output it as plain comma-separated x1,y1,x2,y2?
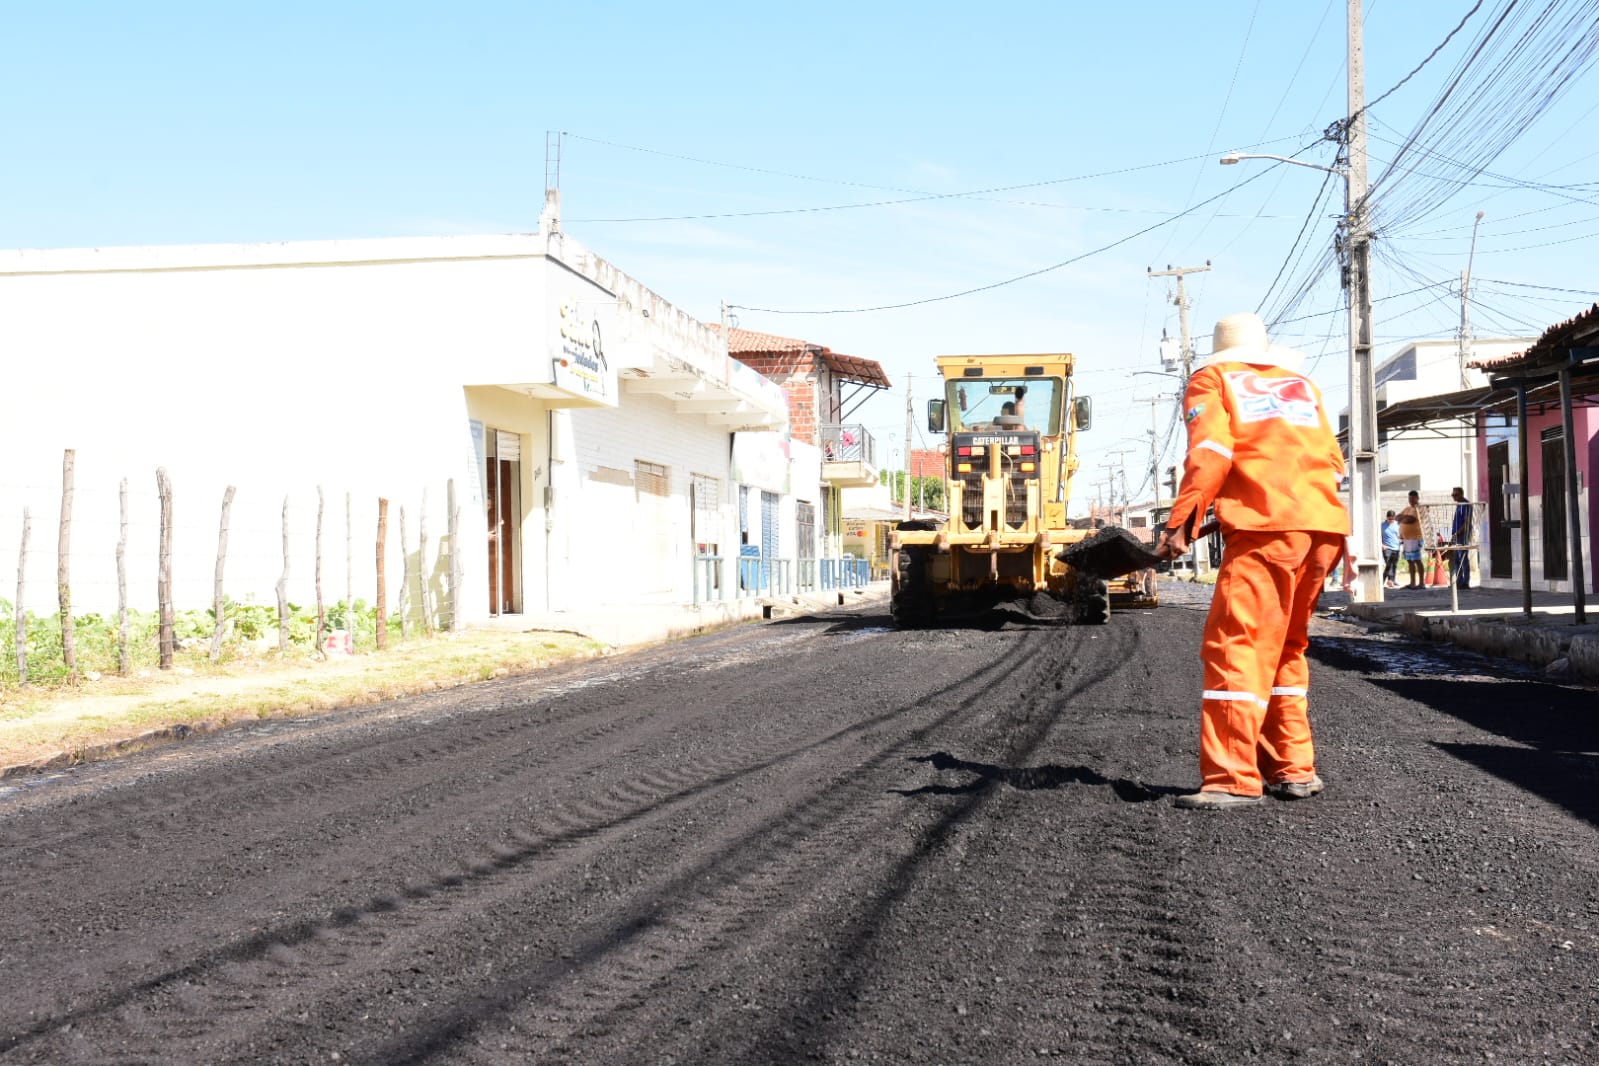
1196,311,1306,372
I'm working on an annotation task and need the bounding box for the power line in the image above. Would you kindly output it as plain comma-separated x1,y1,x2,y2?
1476,278,1599,296
567,141,1311,224
1358,0,1486,120
730,165,1286,315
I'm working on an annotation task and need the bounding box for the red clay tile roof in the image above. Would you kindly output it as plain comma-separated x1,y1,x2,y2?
1470,302,1599,371
1467,350,1528,370
714,325,891,388
720,326,812,353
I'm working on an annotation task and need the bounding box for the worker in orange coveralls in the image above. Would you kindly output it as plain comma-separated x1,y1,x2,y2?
1155,312,1350,811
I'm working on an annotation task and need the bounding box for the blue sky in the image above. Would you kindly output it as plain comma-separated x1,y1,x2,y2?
7,1,1599,507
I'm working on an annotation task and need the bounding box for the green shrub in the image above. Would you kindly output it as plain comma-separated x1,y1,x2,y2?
0,597,414,687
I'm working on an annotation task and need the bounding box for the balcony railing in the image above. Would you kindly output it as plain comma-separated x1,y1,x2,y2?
818,423,881,487
692,552,873,603
819,423,876,466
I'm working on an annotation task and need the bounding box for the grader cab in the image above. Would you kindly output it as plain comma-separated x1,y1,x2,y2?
888,353,1158,626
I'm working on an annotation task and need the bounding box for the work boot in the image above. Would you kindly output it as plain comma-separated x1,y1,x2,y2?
1266,774,1325,800
1172,789,1264,811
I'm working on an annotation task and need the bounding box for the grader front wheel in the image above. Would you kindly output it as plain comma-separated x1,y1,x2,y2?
891,546,935,628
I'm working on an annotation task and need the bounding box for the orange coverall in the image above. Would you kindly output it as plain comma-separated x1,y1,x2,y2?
1165,359,1350,796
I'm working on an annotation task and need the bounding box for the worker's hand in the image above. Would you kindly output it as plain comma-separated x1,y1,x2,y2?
1014,385,1027,400
1155,526,1189,560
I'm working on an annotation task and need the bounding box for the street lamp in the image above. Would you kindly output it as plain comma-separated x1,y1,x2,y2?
1219,148,1380,603
1219,151,1347,178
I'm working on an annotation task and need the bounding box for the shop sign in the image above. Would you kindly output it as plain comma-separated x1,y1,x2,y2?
551,298,619,406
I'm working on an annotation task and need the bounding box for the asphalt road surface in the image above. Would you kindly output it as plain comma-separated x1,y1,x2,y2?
2,585,1597,1064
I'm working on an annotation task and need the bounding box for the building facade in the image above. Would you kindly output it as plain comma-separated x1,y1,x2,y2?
1368,336,1536,494
719,327,889,558
0,203,797,625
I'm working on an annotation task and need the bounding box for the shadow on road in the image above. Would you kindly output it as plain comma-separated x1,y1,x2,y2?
893,750,1181,803
773,611,1083,635
1367,676,1599,829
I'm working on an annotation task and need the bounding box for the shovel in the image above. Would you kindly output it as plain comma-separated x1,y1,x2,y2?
1058,520,1220,579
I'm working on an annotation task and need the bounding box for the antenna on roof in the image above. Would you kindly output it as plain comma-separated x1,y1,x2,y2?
545,131,562,194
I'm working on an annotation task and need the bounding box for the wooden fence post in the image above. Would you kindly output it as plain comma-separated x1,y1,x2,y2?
315,486,326,657
376,498,389,650
156,468,175,670
117,479,129,676
277,496,291,654
447,478,462,633
14,508,29,686
345,491,354,653
210,485,236,662
58,449,76,680
419,489,434,635
397,505,410,640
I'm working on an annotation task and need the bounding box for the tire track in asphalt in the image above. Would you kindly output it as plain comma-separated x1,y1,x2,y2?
0,616,1022,1061
640,622,1150,1065
339,624,1086,1064
0,625,836,965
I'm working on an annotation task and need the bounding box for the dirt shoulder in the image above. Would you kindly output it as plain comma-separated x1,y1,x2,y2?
0,628,606,776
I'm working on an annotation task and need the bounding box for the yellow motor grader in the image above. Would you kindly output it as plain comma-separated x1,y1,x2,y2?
888,352,1159,627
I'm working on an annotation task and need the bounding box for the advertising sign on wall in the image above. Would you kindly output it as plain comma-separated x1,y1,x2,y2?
730,431,791,494
547,267,619,407
551,298,618,405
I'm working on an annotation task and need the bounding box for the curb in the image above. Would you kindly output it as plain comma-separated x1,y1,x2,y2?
1347,602,1599,683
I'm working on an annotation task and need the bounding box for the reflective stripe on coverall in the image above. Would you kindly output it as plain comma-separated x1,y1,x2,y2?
1168,360,1350,796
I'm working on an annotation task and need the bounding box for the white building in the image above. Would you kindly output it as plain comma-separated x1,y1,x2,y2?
1365,336,1535,495
0,196,801,625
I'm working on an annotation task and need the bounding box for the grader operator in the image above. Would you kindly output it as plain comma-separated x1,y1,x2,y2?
888,352,1158,627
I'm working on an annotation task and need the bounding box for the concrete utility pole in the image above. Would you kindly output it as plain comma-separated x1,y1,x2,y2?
1458,211,1486,490
1148,263,1212,382
903,373,914,521
1104,449,1134,525
1136,395,1176,504
1148,263,1213,572
1344,0,1381,603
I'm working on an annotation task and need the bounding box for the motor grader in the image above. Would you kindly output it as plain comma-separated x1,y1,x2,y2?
888,352,1158,627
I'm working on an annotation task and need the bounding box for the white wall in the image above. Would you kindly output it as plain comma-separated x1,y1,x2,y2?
0,234,798,624
0,246,527,619
558,394,739,607
1374,336,1535,494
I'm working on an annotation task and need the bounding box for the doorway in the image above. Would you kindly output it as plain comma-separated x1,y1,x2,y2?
1541,427,1567,581
761,491,780,587
486,428,522,615
1487,439,1512,579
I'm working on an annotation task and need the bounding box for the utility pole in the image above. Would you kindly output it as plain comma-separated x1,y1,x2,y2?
903,373,914,521
1459,210,1486,491
1104,449,1134,525
1344,0,1381,603
1136,395,1176,504
1148,262,1212,381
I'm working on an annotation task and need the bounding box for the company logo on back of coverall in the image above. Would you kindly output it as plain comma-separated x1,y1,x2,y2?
1223,371,1320,427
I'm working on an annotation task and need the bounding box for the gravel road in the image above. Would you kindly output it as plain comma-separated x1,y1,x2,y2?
2,586,1596,1064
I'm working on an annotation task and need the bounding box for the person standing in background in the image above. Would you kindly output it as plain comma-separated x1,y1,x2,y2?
1381,511,1401,588
1450,487,1474,588
1397,491,1424,589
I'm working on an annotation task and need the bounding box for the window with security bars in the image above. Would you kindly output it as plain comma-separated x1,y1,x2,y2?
692,473,721,558
635,460,669,499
